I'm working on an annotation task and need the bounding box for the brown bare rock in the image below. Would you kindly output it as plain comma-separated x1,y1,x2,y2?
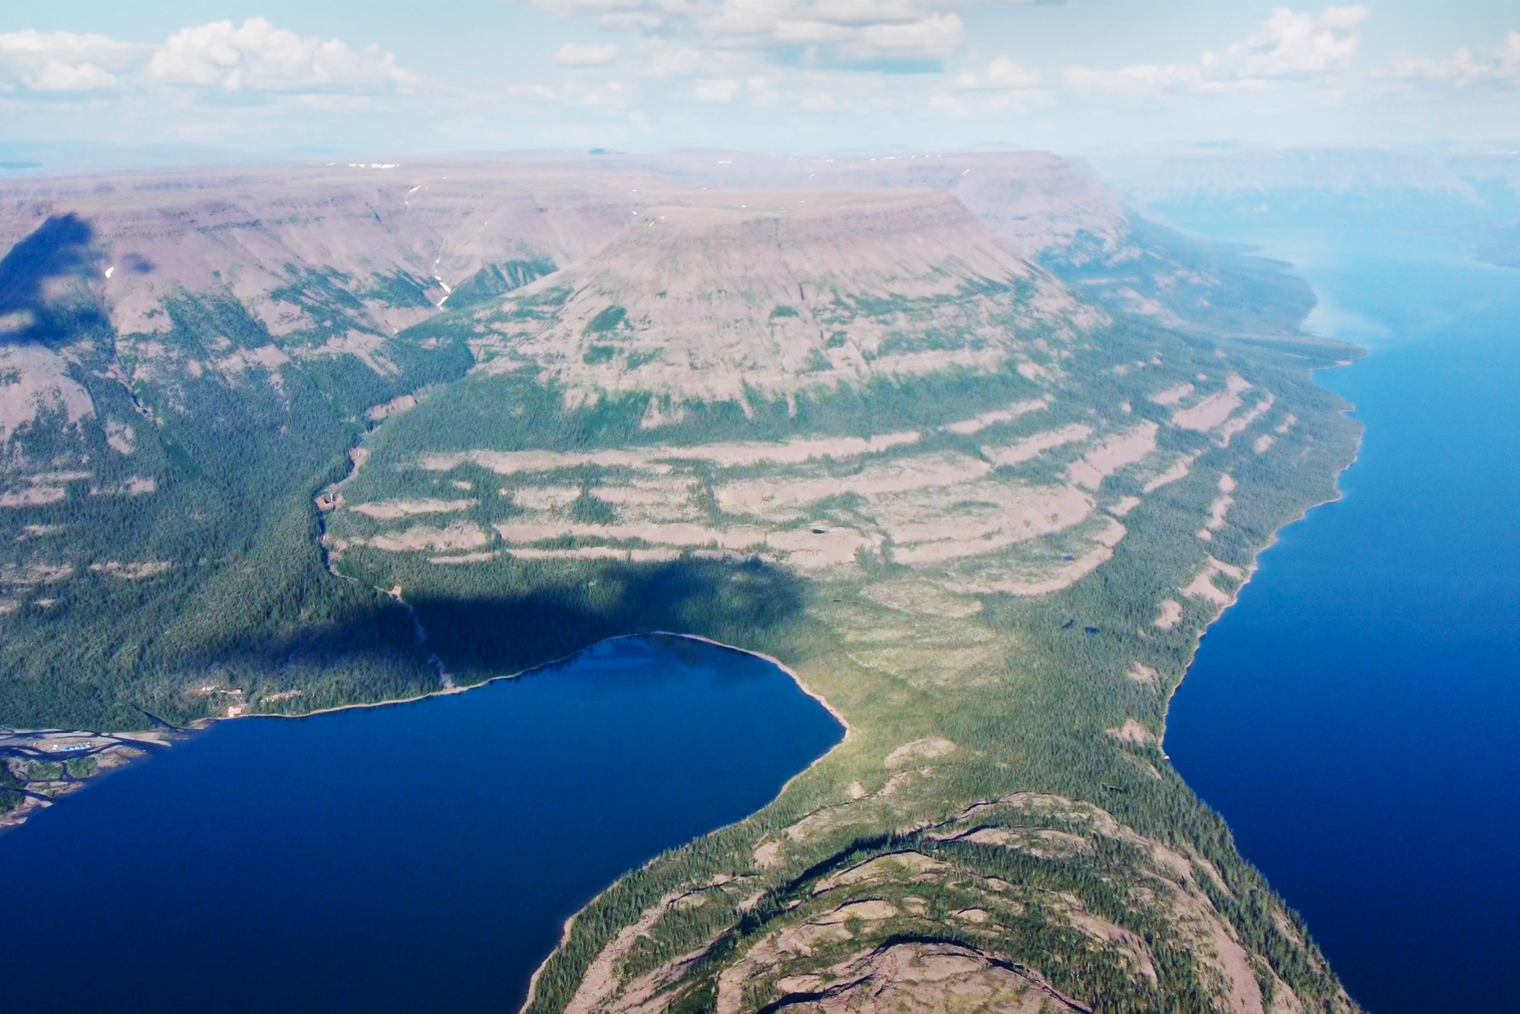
476,189,1102,408
0,164,653,340
742,942,1089,1014
1107,719,1158,747
0,344,95,446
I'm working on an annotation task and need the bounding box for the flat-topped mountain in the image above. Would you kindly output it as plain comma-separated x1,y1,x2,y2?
552,149,1318,339
0,164,659,341
522,150,1128,257
476,189,1101,411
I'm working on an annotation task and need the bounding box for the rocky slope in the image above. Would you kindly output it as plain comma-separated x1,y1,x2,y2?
469,189,1101,411
0,162,659,337
552,150,1318,340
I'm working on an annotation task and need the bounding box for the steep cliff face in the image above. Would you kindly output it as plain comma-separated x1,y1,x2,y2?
572,150,1129,258
0,166,659,720
0,165,658,503
0,171,1106,517
0,165,656,342
473,189,1102,409
567,149,1316,339
326,186,1136,589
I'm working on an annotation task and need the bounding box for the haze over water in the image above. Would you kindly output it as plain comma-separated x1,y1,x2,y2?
0,635,843,1014
1163,215,1520,1014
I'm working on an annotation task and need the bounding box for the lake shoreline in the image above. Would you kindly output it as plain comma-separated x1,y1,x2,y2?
1154,226,1520,1014
0,629,846,1013
1155,316,1368,752
0,630,850,846
1159,403,1364,750
517,632,850,1014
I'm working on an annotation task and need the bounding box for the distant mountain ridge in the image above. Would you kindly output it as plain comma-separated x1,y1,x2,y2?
1092,146,1520,270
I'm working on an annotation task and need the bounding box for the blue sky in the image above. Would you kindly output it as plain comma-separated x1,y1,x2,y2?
1,1,1516,159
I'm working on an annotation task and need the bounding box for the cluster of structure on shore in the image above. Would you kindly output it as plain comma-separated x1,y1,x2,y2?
0,728,172,831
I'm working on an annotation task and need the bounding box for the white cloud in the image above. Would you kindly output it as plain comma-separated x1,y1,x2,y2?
511,75,631,107
932,53,1044,116
536,0,1035,70
695,76,740,101
951,54,1040,91
1216,5,1369,79
0,29,147,92
507,82,563,102
747,73,780,104
291,93,378,112
1383,31,1520,88
0,19,418,101
555,42,620,66
638,39,720,78
1066,5,1369,96
1063,61,1202,95
145,18,415,92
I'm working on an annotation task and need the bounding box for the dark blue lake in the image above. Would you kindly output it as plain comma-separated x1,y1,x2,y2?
1161,218,1520,1013
0,635,842,1013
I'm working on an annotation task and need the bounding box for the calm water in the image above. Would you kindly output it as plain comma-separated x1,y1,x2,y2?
1164,222,1520,1013
0,635,842,1013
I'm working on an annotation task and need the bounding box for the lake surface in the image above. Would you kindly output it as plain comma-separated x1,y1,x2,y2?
0,635,842,1013
1162,217,1520,1013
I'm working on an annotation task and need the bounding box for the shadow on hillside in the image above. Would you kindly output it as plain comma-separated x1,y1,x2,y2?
0,213,104,345
407,557,808,681
207,556,808,700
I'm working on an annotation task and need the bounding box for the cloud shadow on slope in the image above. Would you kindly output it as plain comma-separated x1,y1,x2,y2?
403,557,810,684
0,213,108,346
176,555,810,721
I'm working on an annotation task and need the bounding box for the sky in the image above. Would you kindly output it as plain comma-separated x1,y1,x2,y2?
1,1,1516,162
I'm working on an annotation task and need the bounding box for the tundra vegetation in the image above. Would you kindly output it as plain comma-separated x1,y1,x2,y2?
0,158,1359,1013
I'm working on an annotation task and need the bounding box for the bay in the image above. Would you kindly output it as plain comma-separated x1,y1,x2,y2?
0,634,843,1013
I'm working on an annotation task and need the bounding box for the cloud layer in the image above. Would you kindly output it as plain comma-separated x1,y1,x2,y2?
0,18,414,96
1065,5,1370,95
1384,31,1520,88
535,0,1036,70
0,5,1513,155
0,29,147,92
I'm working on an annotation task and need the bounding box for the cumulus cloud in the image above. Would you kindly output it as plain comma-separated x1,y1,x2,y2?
931,53,1044,115
637,38,720,78
1382,31,1520,88
695,76,740,101
950,54,1040,91
1066,5,1369,96
0,29,147,92
145,18,416,92
511,74,631,107
536,0,1035,71
0,19,417,101
1220,5,1369,79
555,41,620,66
